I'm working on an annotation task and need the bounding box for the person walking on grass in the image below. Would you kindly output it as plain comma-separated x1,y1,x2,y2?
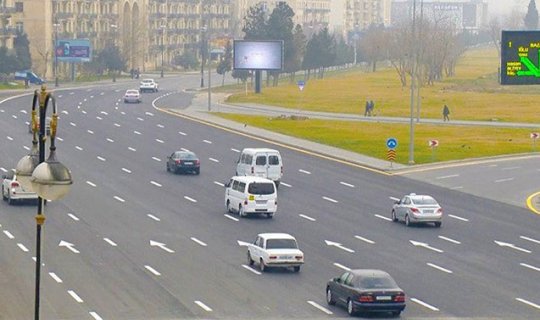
364,100,370,116
443,104,450,121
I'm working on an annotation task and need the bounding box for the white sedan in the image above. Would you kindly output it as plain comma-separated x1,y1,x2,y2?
139,79,158,93
2,170,38,205
123,89,141,103
247,233,304,272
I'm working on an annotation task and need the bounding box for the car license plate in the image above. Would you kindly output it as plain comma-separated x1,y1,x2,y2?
423,209,434,214
184,162,193,165
376,296,392,301
255,200,267,204
281,256,293,259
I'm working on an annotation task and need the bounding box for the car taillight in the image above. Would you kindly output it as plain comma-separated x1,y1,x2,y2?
358,294,374,302
195,160,200,165
175,160,181,164
10,181,20,188
295,255,302,260
394,293,406,302
269,256,277,260
251,166,254,174
436,208,443,214
410,207,420,213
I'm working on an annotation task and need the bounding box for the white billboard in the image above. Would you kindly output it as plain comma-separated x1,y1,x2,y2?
233,40,283,70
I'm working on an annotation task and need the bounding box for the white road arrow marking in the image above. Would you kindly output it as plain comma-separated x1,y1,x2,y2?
494,240,531,253
150,240,174,253
237,240,251,247
307,301,333,315
410,240,444,253
325,240,355,253
59,241,80,253
520,236,540,245
354,235,375,244
194,301,213,312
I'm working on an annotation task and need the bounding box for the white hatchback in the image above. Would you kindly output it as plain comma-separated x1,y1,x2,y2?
139,79,158,93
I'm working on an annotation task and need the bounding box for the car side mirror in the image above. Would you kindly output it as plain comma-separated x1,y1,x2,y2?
224,182,230,188
334,277,340,283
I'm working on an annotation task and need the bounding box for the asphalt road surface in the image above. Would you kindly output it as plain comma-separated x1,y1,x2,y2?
0,75,539,320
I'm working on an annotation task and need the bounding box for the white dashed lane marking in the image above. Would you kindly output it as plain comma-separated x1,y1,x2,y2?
448,214,469,222
299,214,316,221
86,181,97,187
438,235,461,244
411,298,439,311
322,196,338,203
49,272,63,283
299,169,311,174
147,214,161,221
307,301,333,315
3,230,14,239
241,264,261,275
144,265,161,276
427,263,453,274
224,214,239,222
103,238,118,247
333,263,351,271
68,290,84,303
17,243,29,252
150,181,162,187
122,168,132,174
194,301,212,312
190,237,207,247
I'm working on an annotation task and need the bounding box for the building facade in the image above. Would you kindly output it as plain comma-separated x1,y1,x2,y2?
4,0,232,80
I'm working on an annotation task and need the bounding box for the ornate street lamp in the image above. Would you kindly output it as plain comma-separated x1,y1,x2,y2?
16,86,73,320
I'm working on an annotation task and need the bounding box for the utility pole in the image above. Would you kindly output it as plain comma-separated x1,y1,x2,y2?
408,0,417,165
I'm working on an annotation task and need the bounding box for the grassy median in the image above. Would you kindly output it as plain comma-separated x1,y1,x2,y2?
217,46,540,165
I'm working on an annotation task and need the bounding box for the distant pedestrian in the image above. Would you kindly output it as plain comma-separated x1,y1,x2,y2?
443,104,450,121
369,100,375,116
364,100,370,116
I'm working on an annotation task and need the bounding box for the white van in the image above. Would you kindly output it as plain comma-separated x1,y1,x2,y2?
236,148,283,186
225,176,277,218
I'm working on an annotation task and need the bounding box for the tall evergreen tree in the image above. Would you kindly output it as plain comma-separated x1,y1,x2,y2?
217,40,233,85
266,2,295,85
242,3,268,40
524,0,539,30
13,32,32,70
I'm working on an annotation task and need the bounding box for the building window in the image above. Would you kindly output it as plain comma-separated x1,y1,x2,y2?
15,2,23,12
15,21,23,33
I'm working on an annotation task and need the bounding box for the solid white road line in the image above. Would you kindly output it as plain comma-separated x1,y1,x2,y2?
49,272,63,283
184,196,197,203
152,157,161,162
191,237,207,247
436,174,459,179
209,157,219,163
280,182,292,187
495,177,514,183
520,263,540,272
448,214,469,222
150,181,162,187
340,181,355,188
147,214,161,221
75,146,83,151
104,238,117,246
97,156,106,161
516,298,540,310
224,214,239,222
520,236,540,245
214,181,225,187
68,290,84,303
17,243,29,252
375,214,392,221
68,213,79,221
89,311,103,320
194,301,213,312
438,235,461,244
241,264,261,275
322,196,338,203
299,214,316,221
299,169,311,174
3,230,14,239
86,181,96,187
231,148,240,152
122,168,132,174
354,235,375,244
144,265,161,276
427,263,453,274
307,301,333,315
114,196,125,203
333,263,351,271
411,298,439,311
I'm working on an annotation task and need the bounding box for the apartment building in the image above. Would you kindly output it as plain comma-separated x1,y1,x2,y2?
5,0,232,80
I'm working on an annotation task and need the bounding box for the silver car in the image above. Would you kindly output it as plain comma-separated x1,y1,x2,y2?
391,193,442,227
2,170,38,205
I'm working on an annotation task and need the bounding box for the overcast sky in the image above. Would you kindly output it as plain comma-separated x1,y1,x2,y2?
487,0,529,16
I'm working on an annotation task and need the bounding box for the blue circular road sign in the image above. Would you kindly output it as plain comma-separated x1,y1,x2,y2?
386,138,398,149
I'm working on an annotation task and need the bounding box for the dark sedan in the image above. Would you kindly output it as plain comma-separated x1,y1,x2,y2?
166,151,200,175
326,269,406,317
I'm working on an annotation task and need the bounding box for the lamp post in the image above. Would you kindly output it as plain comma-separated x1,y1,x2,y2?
160,25,166,78
53,22,59,87
200,24,207,88
16,86,73,320
110,24,118,82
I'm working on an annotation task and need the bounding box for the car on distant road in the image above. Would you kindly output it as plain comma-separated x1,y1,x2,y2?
139,78,158,92
391,193,442,227
166,151,200,174
2,169,38,205
123,89,141,103
247,233,304,272
326,269,406,317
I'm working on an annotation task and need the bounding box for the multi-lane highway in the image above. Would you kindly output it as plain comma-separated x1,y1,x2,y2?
1,75,539,319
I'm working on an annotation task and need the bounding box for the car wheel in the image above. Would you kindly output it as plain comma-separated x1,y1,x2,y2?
347,299,355,316
326,287,336,305
392,210,398,222
434,221,442,228
195,168,200,175
7,193,14,205
247,252,254,266
259,258,266,272
2,186,6,201
293,266,300,272
239,205,246,218
405,215,412,227
266,213,273,219
226,200,232,213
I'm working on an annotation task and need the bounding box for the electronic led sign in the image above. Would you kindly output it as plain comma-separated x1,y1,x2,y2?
501,30,540,85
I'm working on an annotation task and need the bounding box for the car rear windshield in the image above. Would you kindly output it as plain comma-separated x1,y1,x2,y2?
266,239,298,249
269,155,280,165
248,182,274,195
358,276,397,289
179,153,197,160
412,197,438,205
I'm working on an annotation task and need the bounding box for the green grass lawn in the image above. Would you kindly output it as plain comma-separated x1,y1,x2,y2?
217,46,540,165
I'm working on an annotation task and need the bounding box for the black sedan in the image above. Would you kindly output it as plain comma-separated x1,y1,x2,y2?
166,151,200,175
326,269,406,317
